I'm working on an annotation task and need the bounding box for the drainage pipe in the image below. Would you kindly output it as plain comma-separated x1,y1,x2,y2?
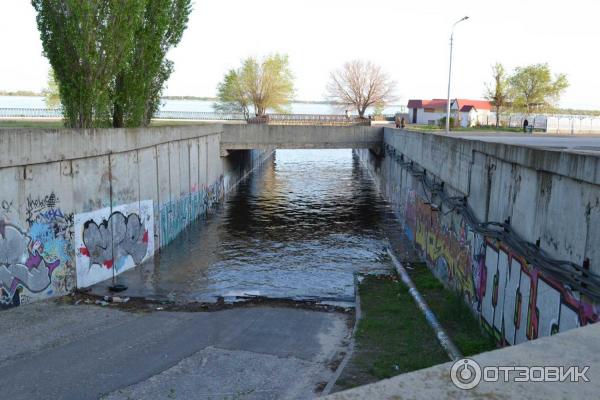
386,248,463,361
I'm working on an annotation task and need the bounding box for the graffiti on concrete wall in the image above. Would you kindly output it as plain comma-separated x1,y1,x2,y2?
0,192,73,308
403,188,599,346
477,241,597,345
75,200,154,288
159,176,224,247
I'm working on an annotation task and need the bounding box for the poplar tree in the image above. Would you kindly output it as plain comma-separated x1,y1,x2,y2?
112,0,192,127
32,0,144,128
32,0,192,128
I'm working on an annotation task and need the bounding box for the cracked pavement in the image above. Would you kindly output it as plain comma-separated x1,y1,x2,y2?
0,301,351,400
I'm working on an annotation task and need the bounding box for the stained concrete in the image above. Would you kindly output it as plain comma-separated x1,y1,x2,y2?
0,301,350,400
326,322,600,399
220,125,383,155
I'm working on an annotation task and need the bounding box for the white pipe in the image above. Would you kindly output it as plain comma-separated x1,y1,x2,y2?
387,248,463,361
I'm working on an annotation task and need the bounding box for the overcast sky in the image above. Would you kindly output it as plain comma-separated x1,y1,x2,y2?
1,0,599,109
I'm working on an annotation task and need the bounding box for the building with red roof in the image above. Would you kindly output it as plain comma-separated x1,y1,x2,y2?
407,98,493,128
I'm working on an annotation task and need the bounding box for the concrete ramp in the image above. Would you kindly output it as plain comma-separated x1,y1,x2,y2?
221,124,383,155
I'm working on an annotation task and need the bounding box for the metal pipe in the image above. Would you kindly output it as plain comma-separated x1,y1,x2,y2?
386,248,463,361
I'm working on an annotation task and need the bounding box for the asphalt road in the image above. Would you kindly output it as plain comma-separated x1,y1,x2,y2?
453,133,600,154
0,301,350,400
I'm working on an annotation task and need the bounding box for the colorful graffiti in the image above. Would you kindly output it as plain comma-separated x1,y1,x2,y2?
75,200,154,288
477,241,597,345
0,192,73,308
399,184,599,346
159,176,224,247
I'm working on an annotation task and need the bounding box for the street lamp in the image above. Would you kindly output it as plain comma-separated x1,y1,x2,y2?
445,16,469,134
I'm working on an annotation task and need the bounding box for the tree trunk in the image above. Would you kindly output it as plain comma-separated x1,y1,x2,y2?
495,105,500,128
112,74,125,128
358,106,365,118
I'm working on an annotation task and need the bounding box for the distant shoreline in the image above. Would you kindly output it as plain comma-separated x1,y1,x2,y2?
0,93,404,107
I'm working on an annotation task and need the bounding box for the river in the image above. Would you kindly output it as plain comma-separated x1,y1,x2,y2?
95,149,398,307
0,96,405,115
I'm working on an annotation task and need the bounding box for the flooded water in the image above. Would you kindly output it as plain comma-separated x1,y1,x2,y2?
95,150,397,306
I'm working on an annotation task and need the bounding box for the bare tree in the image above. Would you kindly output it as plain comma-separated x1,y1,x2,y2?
326,60,396,118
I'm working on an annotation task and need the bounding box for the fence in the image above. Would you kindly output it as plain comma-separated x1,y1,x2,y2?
0,108,375,126
0,108,247,121
261,113,371,126
6,108,599,133
477,113,600,134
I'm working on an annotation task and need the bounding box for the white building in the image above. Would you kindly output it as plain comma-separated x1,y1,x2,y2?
407,99,493,127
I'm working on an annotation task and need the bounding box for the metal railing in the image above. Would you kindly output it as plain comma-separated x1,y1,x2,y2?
264,113,371,126
0,108,389,126
0,108,63,118
0,108,247,121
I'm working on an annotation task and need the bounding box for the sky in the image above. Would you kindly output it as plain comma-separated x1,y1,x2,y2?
1,0,599,109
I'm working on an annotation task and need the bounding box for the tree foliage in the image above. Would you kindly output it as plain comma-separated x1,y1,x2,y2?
113,0,192,127
32,0,144,128
43,69,61,108
508,63,568,113
326,60,396,118
215,69,251,118
215,54,295,117
484,63,510,127
31,0,191,129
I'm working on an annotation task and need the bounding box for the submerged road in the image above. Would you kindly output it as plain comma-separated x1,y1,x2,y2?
2,149,405,399
91,149,397,306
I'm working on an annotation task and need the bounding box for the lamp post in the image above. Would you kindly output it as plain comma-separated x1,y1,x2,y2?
445,16,469,134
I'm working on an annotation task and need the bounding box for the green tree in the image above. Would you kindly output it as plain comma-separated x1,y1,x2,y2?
215,54,295,117
215,69,251,118
32,0,145,128
43,69,61,108
508,63,568,113
112,0,192,127
484,63,510,128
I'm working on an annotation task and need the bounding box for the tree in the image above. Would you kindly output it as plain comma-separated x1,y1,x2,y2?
508,63,568,113
32,0,191,129
43,69,60,108
112,0,192,127
215,69,251,119
484,63,510,128
326,60,396,118
215,54,295,117
32,0,145,128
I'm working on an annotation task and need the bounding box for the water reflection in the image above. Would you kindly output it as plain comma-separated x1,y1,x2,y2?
96,149,394,306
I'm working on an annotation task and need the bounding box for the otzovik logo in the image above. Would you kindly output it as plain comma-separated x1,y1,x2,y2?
450,358,481,389
450,358,591,389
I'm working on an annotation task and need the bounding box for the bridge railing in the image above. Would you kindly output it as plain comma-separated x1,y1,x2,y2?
258,113,371,126
0,108,379,126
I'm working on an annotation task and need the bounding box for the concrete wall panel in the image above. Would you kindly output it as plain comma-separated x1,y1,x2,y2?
0,125,271,307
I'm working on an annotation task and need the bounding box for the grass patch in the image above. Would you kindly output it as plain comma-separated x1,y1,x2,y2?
0,119,64,128
334,265,496,392
407,262,497,356
334,275,449,391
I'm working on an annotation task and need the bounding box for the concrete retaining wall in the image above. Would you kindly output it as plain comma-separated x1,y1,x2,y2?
357,128,600,345
0,125,272,308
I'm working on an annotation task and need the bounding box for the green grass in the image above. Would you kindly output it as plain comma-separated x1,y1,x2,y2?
335,266,496,391
335,275,450,390
408,263,497,356
0,119,65,128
